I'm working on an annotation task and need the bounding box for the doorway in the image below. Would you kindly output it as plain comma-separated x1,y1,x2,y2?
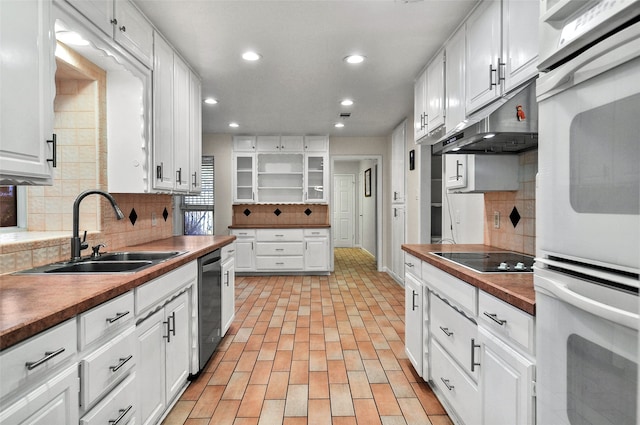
333,174,355,248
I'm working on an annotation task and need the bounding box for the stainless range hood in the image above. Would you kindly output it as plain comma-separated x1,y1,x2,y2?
432,81,538,155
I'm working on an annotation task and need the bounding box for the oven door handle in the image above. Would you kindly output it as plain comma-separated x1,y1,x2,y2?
536,274,639,330
537,23,640,100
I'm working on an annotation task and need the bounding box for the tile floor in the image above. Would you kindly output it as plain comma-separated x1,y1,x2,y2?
161,248,452,425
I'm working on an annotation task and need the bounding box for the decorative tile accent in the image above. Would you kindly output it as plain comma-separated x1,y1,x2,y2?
509,207,521,228
305,208,312,216
244,209,252,216
274,208,282,216
162,207,169,222
129,208,138,226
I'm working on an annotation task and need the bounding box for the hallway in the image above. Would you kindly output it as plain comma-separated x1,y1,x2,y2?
162,248,452,425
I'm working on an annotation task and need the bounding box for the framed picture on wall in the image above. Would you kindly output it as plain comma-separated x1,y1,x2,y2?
364,168,371,197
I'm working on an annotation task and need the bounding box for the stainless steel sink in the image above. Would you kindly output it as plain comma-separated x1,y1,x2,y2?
14,251,185,275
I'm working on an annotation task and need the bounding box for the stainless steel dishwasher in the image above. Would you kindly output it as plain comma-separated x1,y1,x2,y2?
196,249,222,372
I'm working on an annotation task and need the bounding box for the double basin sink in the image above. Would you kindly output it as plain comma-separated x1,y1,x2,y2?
16,251,185,274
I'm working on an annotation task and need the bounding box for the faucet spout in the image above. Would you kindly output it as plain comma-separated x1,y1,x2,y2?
71,189,124,260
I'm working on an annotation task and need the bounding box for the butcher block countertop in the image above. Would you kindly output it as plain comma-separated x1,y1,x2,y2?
402,244,535,315
0,235,235,351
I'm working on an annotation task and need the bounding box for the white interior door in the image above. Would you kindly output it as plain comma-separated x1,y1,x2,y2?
333,174,355,247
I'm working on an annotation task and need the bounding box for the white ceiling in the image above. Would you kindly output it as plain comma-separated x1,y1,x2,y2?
133,0,479,137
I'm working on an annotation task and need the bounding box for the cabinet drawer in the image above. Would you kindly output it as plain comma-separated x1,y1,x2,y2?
478,291,534,354
256,229,303,241
136,261,197,315
80,326,136,408
222,242,236,261
303,228,329,237
80,371,136,425
431,339,480,425
0,318,77,400
79,292,134,350
422,262,477,316
404,253,422,279
430,294,479,381
256,242,303,256
230,229,256,238
256,256,304,270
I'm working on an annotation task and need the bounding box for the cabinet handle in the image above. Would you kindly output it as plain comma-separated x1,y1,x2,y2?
110,18,118,25
176,168,182,184
109,355,133,372
440,377,455,391
106,311,130,324
170,312,176,336
471,338,481,372
483,311,507,326
156,162,164,180
46,134,57,168
404,262,414,268
311,231,320,235
275,248,284,252
25,347,65,370
439,326,453,337
163,312,176,342
119,25,126,32
498,59,506,82
225,270,230,286
394,208,398,218
192,172,198,187
276,262,284,265
275,234,284,237
455,160,463,181
412,290,418,311
108,405,132,425
489,63,497,88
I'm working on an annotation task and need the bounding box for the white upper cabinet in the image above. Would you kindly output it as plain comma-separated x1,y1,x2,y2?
256,135,304,152
0,0,56,185
66,0,153,68
233,136,256,151
465,0,502,114
172,54,191,193
303,135,328,152
391,121,406,203
426,51,445,133
445,26,466,135
466,0,538,114
413,70,428,143
189,72,203,193
256,135,281,152
153,34,175,191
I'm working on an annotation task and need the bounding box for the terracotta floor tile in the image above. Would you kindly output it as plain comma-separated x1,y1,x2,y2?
307,399,332,425
272,350,293,372
209,361,237,385
223,342,247,362
263,327,281,343
347,370,373,399
363,359,389,384
371,383,402,416
209,400,241,425
233,419,259,425
257,399,285,425
329,383,355,416
309,333,326,350
353,398,383,425
265,371,290,400
324,327,340,342
222,372,251,400
380,416,409,425
277,334,295,351
386,370,416,398
377,349,402,371
398,398,430,425
161,400,195,425
308,371,330,399
249,360,273,385
332,417,358,425
245,334,265,351
180,372,211,401
289,360,309,384
327,359,348,384
284,384,308,417
292,341,310,361
236,350,259,372
294,326,310,342
428,415,454,425
190,385,224,418
357,340,378,360
183,419,209,425
309,349,328,371
325,341,344,360
234,327,253,342
237,384,267,417
257,342,278,361
411,382,446,415
283,418,307,425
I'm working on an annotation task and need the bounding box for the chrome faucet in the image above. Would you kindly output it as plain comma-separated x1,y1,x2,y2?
71,190,125,260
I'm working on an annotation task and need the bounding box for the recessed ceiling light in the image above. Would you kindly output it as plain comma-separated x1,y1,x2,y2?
344,55,365,64
334,123,345,128
229,122,239,128
242,51,261,61
204,98,218,105
340,99,354,106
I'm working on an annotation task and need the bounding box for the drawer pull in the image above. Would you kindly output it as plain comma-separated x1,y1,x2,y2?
275,234,284,237
25,347,66,370
275,248,285,252
412,290,418,311
439,326,453,337
225,270,230,286
108,405,133,425
483,312,507,326
404,262,414,268
311,231,320,235
106,311,130,324
471,338,481,372
276,262,285,265
440,377,455,391
110,355,133,372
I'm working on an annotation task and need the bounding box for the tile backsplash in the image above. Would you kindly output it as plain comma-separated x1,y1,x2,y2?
232,204,329,226
483,150,537,255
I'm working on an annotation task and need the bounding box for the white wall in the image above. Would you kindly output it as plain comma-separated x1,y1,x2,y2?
359,159,377,256
202,134,233,235
405,117,421,244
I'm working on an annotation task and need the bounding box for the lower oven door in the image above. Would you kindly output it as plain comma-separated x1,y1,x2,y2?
536,21,640,272
534,267,638,425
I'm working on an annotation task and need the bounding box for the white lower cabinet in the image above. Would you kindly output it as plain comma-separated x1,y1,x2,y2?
404,273,424,378
221,255,236,335
80,372,136,425
230,229,256,271
304,228,330,271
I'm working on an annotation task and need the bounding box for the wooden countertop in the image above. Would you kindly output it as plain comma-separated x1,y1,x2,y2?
402,244,535,315
0,235,235,351
229,224,331,229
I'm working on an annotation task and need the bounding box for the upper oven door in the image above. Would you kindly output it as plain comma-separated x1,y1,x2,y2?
536,22,640,273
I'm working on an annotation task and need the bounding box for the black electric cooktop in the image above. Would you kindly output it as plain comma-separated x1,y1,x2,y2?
432,251,535,273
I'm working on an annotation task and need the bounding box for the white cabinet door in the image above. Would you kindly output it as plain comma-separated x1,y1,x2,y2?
445,26,466,134
404,273,423,377
189,71,202,193
304,135,328,152
233,136,256,151
66,0,114,36
0,0,55,186
136,309,166,425
479,327,535,425
172,54,191,193
465,0,501,114
445,154,467,190
413,70,428,142
305,236,329,271
164,291,190,404
305,154,327,203
502,0,539,92
256,135,281,152
232,153,255,203
0,365,79,425
280,136,304,152
391,206,405,283
152,34,175,191
391,121,406,203
113,0,153,68
426,51,445,132
221,258,235,335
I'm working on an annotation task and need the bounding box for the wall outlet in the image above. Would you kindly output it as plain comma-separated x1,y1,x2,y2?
494,211,500,229
151,212,157,226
